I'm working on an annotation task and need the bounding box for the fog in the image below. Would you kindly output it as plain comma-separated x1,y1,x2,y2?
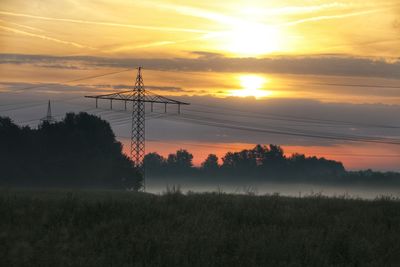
146,177,400,200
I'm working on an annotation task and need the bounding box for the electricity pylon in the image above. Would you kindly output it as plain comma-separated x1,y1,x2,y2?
85,67,189,190
40,100,55,124
131,67,145,181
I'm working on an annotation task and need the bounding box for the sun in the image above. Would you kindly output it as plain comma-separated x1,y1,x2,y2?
230,75,272,99
224,23,281,56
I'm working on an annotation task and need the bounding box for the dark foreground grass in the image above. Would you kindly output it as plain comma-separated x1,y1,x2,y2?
1,189,400,267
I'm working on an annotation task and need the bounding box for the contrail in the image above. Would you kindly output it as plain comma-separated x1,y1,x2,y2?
145,2,242,26
0,10,210,34
282,8,388,27
0,19,45,32
256,3,350,15
246,2,398,16
0,25,97,50
103,35,208,53
107,41,176,53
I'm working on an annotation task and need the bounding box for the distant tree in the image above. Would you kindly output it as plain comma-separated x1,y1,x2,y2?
252,144,269,165
267,145,285,160
221,149,257,175
169,149,193,168
201,154,219,172
167,153,177,166
287,153,345,181
144,152,166,175
166,149,194,174
261,144,286,172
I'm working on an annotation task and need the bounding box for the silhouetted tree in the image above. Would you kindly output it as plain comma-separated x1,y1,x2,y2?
260,144,286,174
221,149,257,176
287,153,345,181
0,113,142,190
169,149,193,168
165,149,194,175
201,154,219,172
144,152,166,175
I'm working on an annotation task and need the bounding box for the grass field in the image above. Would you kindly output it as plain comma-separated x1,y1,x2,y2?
1,189,400,266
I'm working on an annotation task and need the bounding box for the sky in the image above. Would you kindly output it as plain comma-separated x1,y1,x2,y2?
0,0,399,171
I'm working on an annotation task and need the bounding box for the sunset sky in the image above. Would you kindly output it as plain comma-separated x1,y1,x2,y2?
1,0,399,171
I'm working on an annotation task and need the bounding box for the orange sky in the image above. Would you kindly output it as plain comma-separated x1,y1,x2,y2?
116,140,400,171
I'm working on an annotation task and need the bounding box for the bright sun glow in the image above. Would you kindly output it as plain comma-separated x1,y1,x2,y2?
224,23,282,56
230,75,272,99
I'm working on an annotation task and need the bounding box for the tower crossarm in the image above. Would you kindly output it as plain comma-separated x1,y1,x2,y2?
85,91,190,106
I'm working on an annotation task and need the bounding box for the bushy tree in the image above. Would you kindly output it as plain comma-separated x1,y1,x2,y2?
144,152,166,175
201,154,219,172
167,149,193,170
221,149,257,175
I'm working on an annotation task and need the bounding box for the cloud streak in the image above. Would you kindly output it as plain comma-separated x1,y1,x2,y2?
0,25,96,50
0,19,45,32
1,53,399,80
91,84,184,92
149,3,241,26
282,8,388,27
255,3,350,15
103,35,207,53
141,2,393,31
0,10,210,34
0,82,185,94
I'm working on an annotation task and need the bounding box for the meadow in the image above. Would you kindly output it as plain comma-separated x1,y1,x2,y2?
1,189,399,266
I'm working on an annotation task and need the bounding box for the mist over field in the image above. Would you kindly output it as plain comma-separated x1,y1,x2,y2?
145,179,400,199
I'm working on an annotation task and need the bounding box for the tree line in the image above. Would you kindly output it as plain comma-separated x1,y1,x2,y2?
145,146,400,185
0,113,141,189
144,145,346,182
1,112,399,188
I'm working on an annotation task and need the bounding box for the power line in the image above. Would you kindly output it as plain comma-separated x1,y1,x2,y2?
5,96,398,146
186,107,400,130
190,103,400,129
179,111,399,145
160,114,400,146
176,112,400,144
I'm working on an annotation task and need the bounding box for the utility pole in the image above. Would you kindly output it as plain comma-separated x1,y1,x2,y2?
85,67,189,190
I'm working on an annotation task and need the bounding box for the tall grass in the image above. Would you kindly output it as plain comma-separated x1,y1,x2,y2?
0,189,399,266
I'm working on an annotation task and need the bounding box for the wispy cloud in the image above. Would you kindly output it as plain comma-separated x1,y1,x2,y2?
0,82,185,94
241,2,351,16
92,84,184,92
0,10,210,34
151,3,240,26
140,1,391,29
282,8,387,27
136,1,395,51
1,53,399,79
103,35,208,53
0,25,97,50
0,19,45,32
